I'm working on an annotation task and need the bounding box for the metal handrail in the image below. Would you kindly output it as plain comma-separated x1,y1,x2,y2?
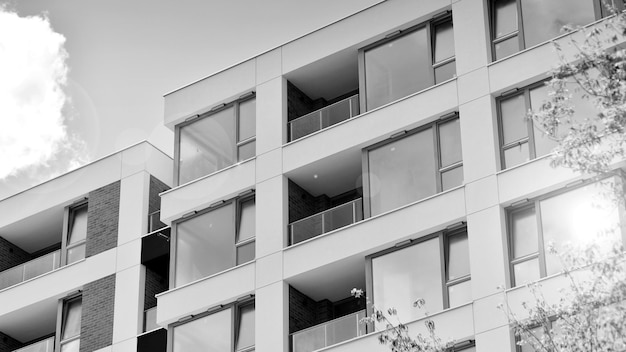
0,250,61,290
12,336,54,352
291,310,366,352
289,198,363,245
288,94,359,141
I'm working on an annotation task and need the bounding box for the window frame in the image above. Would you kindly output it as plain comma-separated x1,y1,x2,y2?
361,113,462,218
170,193,256,288
357,13,455,113
168,298,255,352
489,0,615,62
55,293,82,352
365,226,470,322
61,200,88,265
505,173,626,288
173,92,256,186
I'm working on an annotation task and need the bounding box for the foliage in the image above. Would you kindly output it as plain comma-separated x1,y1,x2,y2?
529,10,626,175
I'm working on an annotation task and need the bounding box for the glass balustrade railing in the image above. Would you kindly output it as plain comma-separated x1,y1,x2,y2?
0,250,61,290
290,199,363,245
148,210,166,233
291,310,366,352
289,94,359,141
13,336,55,352
143,307,159,332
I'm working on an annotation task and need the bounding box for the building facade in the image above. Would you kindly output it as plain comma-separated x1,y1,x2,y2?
1,0,625,351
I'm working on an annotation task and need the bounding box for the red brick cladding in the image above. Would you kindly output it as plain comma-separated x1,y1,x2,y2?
86,181,120,258
79,274,116,352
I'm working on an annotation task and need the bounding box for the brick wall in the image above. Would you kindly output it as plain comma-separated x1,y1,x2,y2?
289,286,318,333
148,176,169,232
287,81,327,123
80,274,116,352
86,181,120,257
144,266,168,310
0,331,22,352
0,236,31,272
288,180,331,223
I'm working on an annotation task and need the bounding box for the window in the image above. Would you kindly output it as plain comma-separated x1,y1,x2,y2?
365,115,462,217
497,81,596,169
63,202,88,265
507,176,624,287
57,296,82,352
490,0,614,61
361,16,455,111
172,301,255,352
369,228,471,327
173,195,255,287
176,94,256,185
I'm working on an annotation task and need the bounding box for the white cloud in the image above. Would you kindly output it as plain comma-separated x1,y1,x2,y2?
0,7,87,182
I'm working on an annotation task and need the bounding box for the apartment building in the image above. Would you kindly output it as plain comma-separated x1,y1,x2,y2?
1,0,624,352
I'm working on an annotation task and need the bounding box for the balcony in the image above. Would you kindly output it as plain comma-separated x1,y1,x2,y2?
289,94,359,141
291,310,367,352
143,307,159,332
148,210,166,233
290,198,363,245
0,250,61,290
13,337,55,352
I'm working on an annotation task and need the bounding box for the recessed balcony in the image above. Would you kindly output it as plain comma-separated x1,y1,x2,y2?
289,198,363,245
289,94,360,141
291,309,366,352
0,250,61,291
12,336,54,352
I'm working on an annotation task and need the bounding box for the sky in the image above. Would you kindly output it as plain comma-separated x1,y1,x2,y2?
0,0,381,199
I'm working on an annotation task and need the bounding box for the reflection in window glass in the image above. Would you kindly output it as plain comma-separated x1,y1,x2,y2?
501,94,528,145
62,299,82,339
238,199,256,243
434,21,455,63
503,142,529,168
447,233,470,280
494,36,519,60
238,99,256,142
439,118,462,167
442,166,464,191
511,207,538,259
494,0,517,38
236,304,255,351
448,279,472,307
67,244,86,265
173,308,231,352
434,61,456,84
520,0,595,48
60,340,80,352
513,258,540,286
236,242,255,266
68,205,88,244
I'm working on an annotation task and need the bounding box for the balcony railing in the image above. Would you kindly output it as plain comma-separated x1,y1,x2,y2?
290,198,363,245
143,307,159,332
13,336,55,352
291,310,367,352
0,250,61,290
288,94,359,141
148,210,166,233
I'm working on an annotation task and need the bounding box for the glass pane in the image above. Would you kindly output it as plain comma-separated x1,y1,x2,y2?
521,0,595,48
494,0,518,38
0,266,23,290
292,325,325,352
24,252,58,280
325,99,353,127
503,142,529,168
519,326,544,352
324,202,357,233
494,35,519,60
511,206,538,258
68,205,88,244
442,166,463,191
173,308,231,352
447,232,470,280
369,129,436,216
529,85,558,157
66,243,85,264
372,238,444,325
238,98,256,142
513,258,540,286
238,141,255,161
291,216,323,244
365,28,431,110
236,241,255,265
434,60,456,84
439,118,462,167
175,204,235,287
290,111,321,141
448,280,472,307
434,20,455,63
501,94,528,145
237,199,255,242
178,107,236,184
236,304,255,351
60,340,79,352
325,311,363,346
540,179,621,275
62,299,82,340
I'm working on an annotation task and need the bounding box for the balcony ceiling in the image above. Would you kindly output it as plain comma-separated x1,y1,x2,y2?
0,297,57,343
0,206,64,253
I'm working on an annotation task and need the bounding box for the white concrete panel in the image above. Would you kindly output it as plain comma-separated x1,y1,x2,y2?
452,0,489,75
256,149,282,183
113,266,144,343
160,160,256,223
284,81,459,173
472,293,508,334
459,96,499,182
116,239,141,272
164,60,256,128
256,48,282,85
255,282,289,352
94,346,112,352
464,175,499,215
157,262,256,326
120,142,173,185
111,338,137,352
284,188,466,278
457,67,489,105
467,206,507,300
0,249,116,317
256,176,288,257
118,172,149,245
256,77,286,154
282,0,449,74
497,157,578,205
255,252,283,288
475,325,514,352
